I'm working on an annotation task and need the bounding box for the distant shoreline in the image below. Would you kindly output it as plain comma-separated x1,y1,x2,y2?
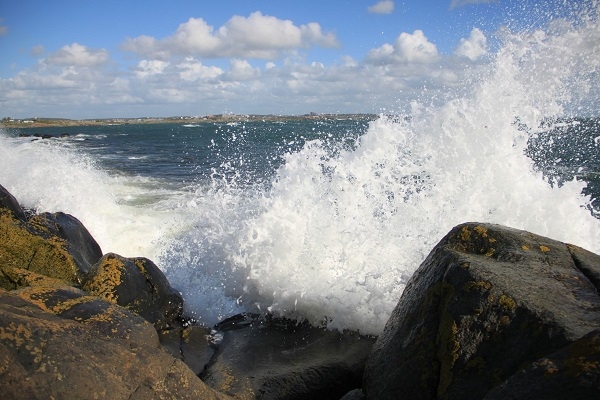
0,113,378,129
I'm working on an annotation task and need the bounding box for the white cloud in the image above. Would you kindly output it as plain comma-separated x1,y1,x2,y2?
0,25,495,119
455,28,487,60
122,12,339,60
177,57,223,81
224,59,261,81
367,30,439,64
449,0,497,10
368,1,395,15
46,43,110,67
135,60,170,78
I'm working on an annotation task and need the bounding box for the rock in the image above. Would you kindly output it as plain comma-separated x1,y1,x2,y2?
483,328,600,399
83,253,184,331
0,183,26,221
158,324,215,376
339,389,366,400
0,207,88,287
200,313,375,400
0,185,102,286
0,287,230,399
363,222,600,400
29,211,103,274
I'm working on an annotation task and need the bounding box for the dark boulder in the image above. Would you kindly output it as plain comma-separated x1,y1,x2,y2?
484,328,600,399
339,389,366,400
29,211,103,274
158,324,215,376
0,183,26,221
363,222,600,400
83,253,183,331
201,313,375,400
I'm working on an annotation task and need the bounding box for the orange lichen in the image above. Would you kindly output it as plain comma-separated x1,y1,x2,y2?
461,226,471,241
474,225,488,237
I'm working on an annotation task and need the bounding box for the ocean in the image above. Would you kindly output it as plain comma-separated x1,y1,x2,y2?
1,10,599,336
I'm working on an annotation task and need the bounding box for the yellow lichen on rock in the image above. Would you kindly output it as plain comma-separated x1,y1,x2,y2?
474,225,488,237
0,321,33,347
461,226,472,241
463,280,492,292
499,294,517,312
0,211,81,286
83,257,124,303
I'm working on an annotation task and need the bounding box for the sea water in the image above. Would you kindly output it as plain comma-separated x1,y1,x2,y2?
1,5,599,335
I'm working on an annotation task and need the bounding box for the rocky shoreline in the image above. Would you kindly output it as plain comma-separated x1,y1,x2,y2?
1,182,599,399
0,113,377,129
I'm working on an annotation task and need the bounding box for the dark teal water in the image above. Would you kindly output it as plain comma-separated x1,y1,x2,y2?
11,119,370,188
9,117,600,216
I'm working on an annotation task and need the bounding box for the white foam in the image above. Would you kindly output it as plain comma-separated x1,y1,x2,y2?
0,135,193,259
160,9,600,335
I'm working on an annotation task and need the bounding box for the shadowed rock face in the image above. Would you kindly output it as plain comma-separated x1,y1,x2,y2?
363,222,600,400
0,183,26,221
200,314,376,400
483,328,600,399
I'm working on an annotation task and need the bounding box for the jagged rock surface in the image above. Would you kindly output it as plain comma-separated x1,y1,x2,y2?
363,222,600,400
0,287,230,399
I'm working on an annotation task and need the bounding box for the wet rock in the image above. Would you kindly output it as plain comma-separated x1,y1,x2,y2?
0,287,230,399
484,328,600,399
158,325,216,376
363,222,600,400
201,313,375,400
83,253,184,331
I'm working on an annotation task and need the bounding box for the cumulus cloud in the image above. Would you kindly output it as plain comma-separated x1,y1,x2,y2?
0,21,493,119
46,43,110,67
449,0,497,10
224,59,261,81
177,57,223,81
368,1,395,15
122,12,339,60
135,60,170,78
367,30,439,64
455,28,487,60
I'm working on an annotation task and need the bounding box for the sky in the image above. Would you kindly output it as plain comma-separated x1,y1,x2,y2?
0,0,592,119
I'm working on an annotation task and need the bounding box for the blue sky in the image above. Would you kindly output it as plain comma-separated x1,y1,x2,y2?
0,0,592,118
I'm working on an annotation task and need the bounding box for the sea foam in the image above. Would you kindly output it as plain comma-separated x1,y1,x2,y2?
160,8,600,335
